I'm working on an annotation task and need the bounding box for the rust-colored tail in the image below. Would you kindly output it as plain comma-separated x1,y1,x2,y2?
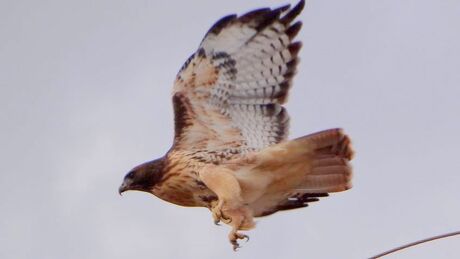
237,128,354,217
295,128,354,193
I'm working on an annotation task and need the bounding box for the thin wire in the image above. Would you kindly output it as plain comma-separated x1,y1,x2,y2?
370,230,460,258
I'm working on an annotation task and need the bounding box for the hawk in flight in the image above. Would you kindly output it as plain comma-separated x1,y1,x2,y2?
119,0,354,250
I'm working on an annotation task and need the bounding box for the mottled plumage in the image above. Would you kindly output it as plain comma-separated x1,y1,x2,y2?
119,0,354,250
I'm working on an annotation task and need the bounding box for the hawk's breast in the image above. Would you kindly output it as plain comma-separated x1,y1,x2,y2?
152,156,218,208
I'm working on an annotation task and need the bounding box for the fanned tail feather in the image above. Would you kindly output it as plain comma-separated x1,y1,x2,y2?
245,128,354,217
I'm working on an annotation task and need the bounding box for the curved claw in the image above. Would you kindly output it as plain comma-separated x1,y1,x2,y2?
212,207,222,225
222,213,232,223
229,232,250,251
212,206,232,225
231,240,241,252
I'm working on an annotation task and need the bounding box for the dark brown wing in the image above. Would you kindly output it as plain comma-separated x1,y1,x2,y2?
255,193,329,217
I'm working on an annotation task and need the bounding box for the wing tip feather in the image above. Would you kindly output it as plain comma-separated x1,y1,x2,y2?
288,42,302,57
286,21,303,39
281,0,306,24
238,8,271,23
206,14,237,36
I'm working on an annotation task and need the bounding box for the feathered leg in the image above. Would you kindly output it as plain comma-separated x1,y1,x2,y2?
199,165,255,250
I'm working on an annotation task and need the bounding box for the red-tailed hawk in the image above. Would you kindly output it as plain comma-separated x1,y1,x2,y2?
119,0,354,250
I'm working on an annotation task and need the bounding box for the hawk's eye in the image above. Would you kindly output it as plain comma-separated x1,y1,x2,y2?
126,171,135,179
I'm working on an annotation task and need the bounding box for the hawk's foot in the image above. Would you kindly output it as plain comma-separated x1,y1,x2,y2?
229,230,249,251
222,206,255,250
211,200,232,225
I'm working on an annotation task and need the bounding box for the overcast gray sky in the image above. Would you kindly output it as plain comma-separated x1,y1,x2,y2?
1,0,460,258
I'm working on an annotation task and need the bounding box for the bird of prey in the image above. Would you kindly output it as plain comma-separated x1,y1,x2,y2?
119,0,354,250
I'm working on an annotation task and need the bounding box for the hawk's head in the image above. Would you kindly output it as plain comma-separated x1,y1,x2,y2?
119,158,165,195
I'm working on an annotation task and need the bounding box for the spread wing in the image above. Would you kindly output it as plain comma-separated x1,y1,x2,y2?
171,1,305,161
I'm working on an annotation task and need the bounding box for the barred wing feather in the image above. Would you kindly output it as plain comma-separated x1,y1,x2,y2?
172,1,305,160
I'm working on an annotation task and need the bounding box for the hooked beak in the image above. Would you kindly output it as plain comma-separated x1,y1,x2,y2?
118,182,129,196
